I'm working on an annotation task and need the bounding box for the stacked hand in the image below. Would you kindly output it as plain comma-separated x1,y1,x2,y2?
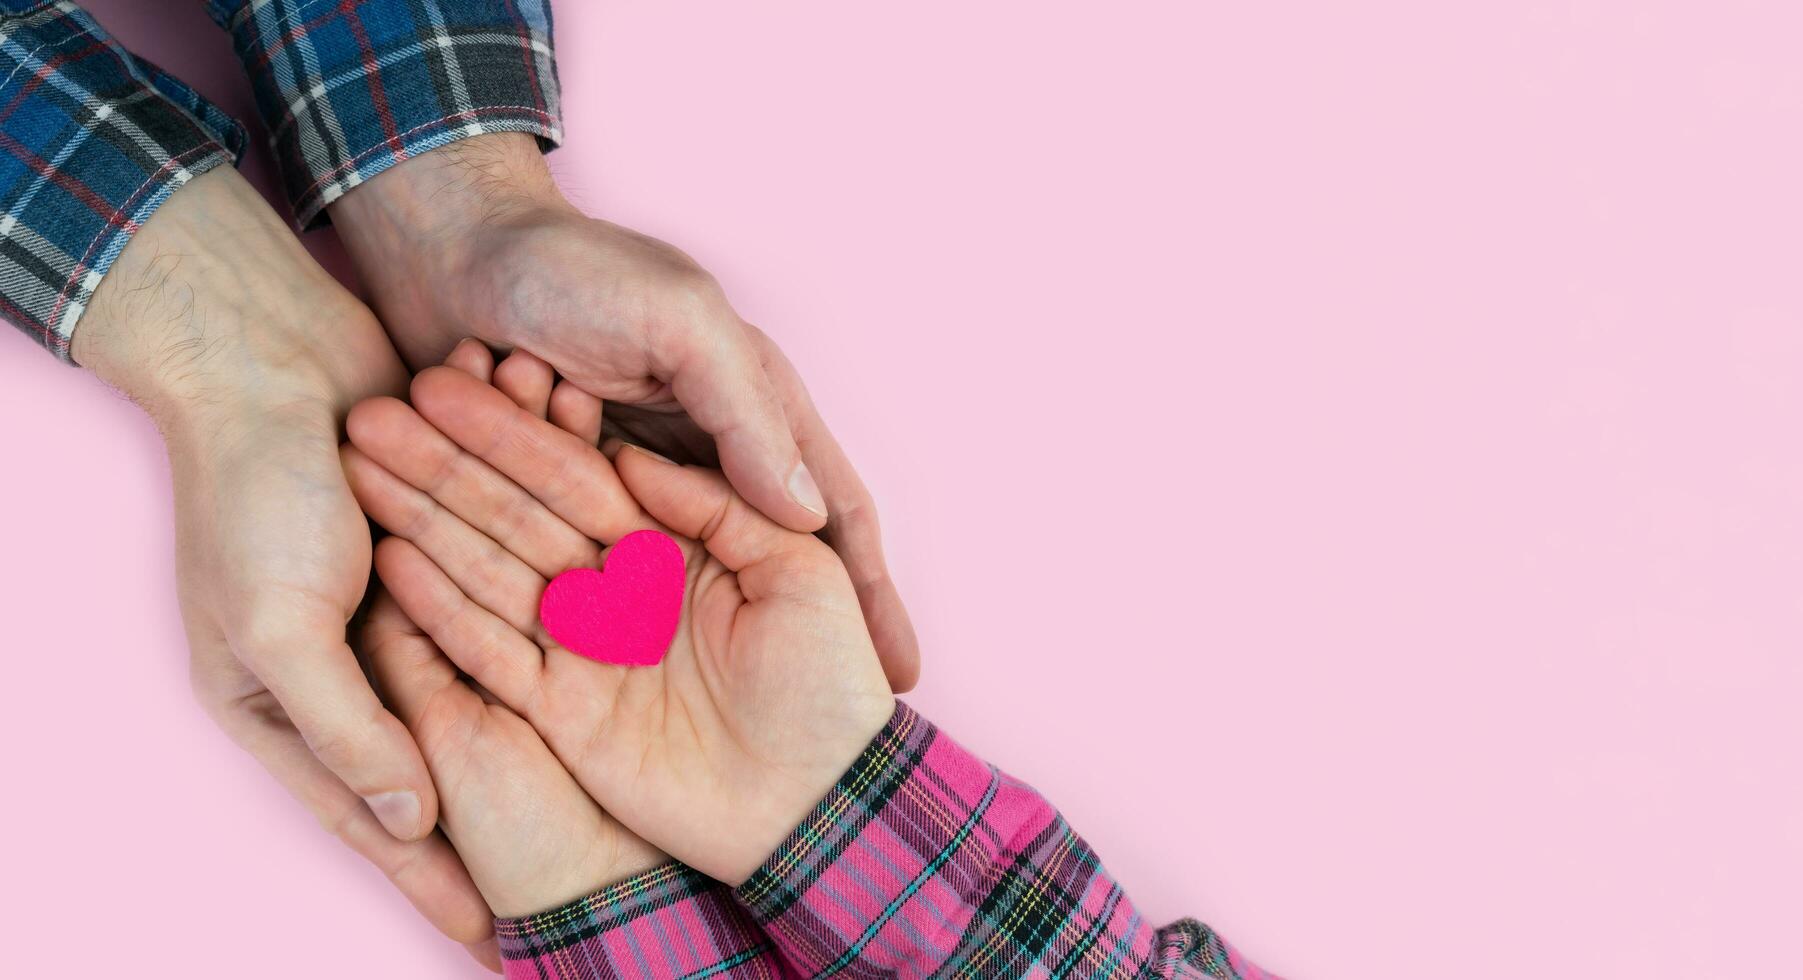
83,134,912,970
330,132,919,692
74,168,497,959
347,349,896,902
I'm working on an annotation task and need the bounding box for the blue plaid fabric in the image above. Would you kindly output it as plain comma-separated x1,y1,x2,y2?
0,0,559,362
207,0,560,229
0,1,244,360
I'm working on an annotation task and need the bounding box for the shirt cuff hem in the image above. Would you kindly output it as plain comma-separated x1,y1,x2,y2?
55,147,238,364
212,0,563,231
288,112,562,231
494,862,772,973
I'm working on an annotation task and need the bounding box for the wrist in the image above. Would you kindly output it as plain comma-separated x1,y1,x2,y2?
74,168,405,435
332,132,568,240
722,695,896,886
329,133,573,361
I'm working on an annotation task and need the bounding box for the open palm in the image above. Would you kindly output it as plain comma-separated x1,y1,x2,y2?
358,590,664,917
344,354,894,883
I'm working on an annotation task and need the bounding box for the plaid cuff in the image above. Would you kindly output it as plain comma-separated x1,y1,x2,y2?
0,1,244,361
736,702,1278,979
207,0,562,229
494,862,787,979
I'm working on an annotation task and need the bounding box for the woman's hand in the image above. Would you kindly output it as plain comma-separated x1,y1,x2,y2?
360,588,667,917
353,349,669,917
345,352,896,883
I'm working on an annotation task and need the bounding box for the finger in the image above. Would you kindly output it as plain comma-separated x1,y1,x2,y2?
202,649,493,949
612,443,803,576
363,593,514,957
363,589,482,734
548,380,604,446
225,603,440,843
493,349,555,419
347,396,600,580
662,318,830,534
747,326,920,691
444,338,496,383
410,366,652,544
343,444,554,635
375,536,544,711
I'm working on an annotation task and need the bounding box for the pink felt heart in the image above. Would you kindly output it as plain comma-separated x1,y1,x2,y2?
540,529,686,666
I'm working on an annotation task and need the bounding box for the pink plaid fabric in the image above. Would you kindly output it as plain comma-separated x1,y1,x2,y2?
498,703,1278,978
497,863,789,979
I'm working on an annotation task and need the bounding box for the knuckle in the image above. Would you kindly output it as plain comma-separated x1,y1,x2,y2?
820,492,879,551
321,793,370,844
697,488,739,543
421,444,464,496
534,443,581,505
490,493,532,548
655,263,729,319
740,321,772,347
396,493,438,540
226,602,310,666
465,547,511,606
307,726,370,777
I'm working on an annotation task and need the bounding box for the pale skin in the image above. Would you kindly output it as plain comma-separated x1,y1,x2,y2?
344,348,897,884
75,130,914,970
329,131,920,693
74,167,500,967
355,344,664,919
360,585,666,918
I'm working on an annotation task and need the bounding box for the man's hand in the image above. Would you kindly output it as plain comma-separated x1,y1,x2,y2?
328,133,920,691
346,358,896,883
74,169,501,970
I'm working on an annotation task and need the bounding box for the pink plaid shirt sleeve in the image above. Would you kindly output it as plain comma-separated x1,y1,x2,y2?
733,702,1279,979
494,863,792,978
497,702,1279,978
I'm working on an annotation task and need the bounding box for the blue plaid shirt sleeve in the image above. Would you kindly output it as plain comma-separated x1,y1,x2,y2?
0,1,245,361
206,0,562,230
0,0,560,361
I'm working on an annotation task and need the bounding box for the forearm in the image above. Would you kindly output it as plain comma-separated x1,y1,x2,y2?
73,169,404,437
734,703,1278,980
0,2,243,359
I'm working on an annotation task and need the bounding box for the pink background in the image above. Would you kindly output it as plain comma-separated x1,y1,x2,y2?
2,2,1799,976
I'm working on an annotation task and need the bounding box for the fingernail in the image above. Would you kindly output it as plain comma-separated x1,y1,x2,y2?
627,443,677,466
788,462,828,518
364,790,421,838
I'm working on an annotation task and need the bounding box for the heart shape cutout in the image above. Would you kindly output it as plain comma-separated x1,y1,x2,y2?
540,529,686,666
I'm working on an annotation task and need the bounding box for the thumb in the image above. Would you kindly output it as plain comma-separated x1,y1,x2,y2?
228,606,440,842
662,319,828,534
608,443,861,613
